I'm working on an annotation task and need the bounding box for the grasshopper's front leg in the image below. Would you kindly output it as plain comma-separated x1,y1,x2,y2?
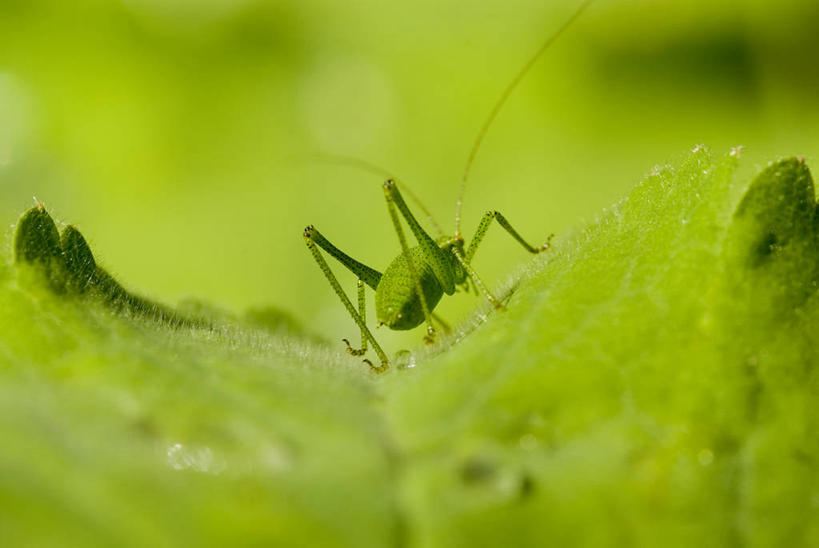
466,211,553,263
303,226,388,372
458,211,553,310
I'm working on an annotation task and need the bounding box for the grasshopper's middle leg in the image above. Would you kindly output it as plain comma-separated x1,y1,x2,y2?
303,226,388,372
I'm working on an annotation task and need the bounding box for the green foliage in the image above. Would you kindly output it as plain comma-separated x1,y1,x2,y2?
15,208,201,328
1,148,817,546
14,205,66,293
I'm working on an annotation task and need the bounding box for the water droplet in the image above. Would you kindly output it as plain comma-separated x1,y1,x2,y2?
394,349,415,369
166,442,225,475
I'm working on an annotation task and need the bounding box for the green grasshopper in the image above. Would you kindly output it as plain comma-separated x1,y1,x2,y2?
304,1,593,372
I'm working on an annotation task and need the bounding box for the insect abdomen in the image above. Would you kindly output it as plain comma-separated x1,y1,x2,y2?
375,247,443,330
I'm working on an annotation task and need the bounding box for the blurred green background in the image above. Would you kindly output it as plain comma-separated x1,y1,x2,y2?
1,0,817,349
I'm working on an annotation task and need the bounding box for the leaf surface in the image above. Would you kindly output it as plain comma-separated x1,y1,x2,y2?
1,148,817,547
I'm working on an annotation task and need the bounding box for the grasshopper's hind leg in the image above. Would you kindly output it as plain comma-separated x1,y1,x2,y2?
304,226,388,372
342,280,368,356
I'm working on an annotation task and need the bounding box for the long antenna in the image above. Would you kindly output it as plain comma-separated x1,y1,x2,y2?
454,0,595,237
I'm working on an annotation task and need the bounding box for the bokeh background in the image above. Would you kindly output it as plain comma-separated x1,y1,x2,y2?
1,0,817,349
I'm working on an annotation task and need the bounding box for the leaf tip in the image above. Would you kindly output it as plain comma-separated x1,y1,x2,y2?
61,225,97,293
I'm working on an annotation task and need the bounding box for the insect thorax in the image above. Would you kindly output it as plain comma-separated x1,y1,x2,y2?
439,239,468,286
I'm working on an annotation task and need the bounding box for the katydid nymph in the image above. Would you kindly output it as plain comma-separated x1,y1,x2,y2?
304,1,594,372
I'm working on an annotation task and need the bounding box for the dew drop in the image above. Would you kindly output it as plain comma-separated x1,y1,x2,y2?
395,349,415,369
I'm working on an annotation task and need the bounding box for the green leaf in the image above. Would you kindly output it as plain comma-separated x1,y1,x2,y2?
61,225,97,294
14,204,67,293
1,148,817,547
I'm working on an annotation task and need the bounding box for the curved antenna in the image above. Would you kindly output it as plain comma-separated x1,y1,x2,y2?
454,0,595,237
311,153,446,237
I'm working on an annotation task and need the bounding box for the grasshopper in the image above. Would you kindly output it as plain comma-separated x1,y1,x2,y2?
304,1,593,372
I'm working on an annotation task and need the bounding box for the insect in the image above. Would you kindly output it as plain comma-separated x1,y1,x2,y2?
304,1,594,372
